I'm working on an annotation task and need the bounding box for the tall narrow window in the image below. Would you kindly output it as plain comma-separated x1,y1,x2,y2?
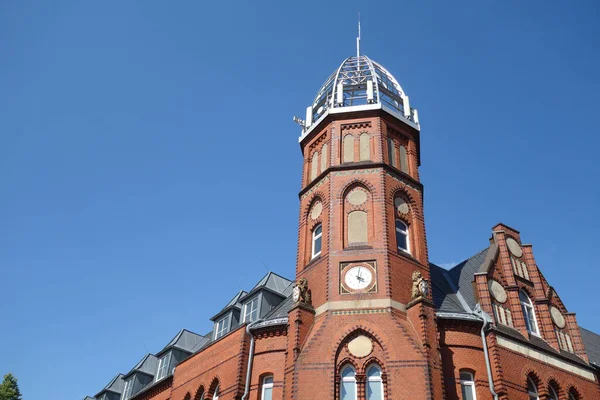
387,138,397,168
121,377,134,400
311,151,319,181
340,365,357,400
366,365,384,400
548,386,559,400
527,377,539,400
214,314,231,339
213,384,219,400
519,290,539,335
155,352,172,381
243,297,259,323
395,220,410,253
399,145,409,173
459,370,476,400
569,389,579,400
360,133,370,161
312,224,322,259
261,375,274,400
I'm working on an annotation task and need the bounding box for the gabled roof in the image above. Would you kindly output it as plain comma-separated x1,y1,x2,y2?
240,272,294,302
94,374,125,397
158,329,207,356
210,290,247,321
122,353,158,379
580,327,600,368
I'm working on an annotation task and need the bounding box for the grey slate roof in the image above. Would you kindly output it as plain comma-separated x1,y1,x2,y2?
158,329,207,356
211,290,247,321
430,248,489,315
123,354,158,378
240,272,294,301
95,374,125,397
580,327,600,368
264,293,295,319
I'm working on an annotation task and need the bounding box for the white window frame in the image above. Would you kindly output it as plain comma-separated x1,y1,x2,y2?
519,290,540,336
395,219,410,254
459,370,477,400
311,224,322,259
366,364,384,400
340,365,357,400
214,314,230,339
243,296,259,323
527,377,539,400
261,375,274,400
155,352,171,382
213,384,219,400
121,377,135,400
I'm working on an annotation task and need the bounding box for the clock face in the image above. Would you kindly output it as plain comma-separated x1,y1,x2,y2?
344,265,374,291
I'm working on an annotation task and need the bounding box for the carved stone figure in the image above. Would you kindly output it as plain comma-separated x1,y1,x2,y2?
293,277,312,305
411,271,429,300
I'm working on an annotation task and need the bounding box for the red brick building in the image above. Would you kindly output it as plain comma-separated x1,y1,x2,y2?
86,54,600,400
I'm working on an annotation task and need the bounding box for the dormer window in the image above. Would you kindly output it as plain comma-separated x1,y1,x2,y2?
214,314,231,339
155,352,171,381
121,377,134,400
243,297,259,323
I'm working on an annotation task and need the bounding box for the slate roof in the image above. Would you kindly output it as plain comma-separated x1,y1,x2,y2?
123,354,158,378
240,272,294,301
264,293,295,320
580,327,600,368
158,329,207,356
94,374,125,397
210,290,247,321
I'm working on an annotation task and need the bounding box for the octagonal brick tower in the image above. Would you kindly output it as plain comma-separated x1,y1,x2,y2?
285,55,444,400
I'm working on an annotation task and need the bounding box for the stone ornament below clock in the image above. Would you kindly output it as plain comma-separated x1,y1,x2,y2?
411,271,429,300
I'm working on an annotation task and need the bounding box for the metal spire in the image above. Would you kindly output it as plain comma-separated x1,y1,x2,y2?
356,13,361,58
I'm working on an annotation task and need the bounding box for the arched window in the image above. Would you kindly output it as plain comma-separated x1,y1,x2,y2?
527,377,539,400
459,370,476,400
366,364,384,400
340,365,357,400
568,388,580,400
261,375,273,400
519,290,539,335
312,224,322,259
548,385,559,400
311,152,319,181
360,133,370,161
212,384,219,400
395,220,410,253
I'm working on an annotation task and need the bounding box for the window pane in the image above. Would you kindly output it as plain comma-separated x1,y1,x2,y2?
396,232,407,251
263,387,272,400
315,225,322,236
461,384,475,400
264,376,273,385
519,290,530,304
314,236,322,255
395,220,407,232
341,366,355,378
367,366,381,378
367,380,383,400
341,382,356,400
459,371,473,381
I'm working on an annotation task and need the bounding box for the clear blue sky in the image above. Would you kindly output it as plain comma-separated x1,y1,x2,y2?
1,1,599,398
